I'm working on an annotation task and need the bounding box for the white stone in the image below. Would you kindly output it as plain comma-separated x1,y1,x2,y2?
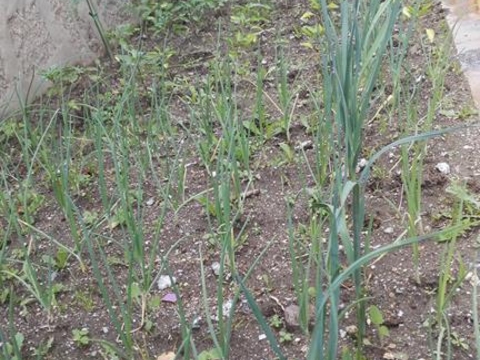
222,299,233,317
356,158,368,173
157,275,176,290
383,227,394,234
435,162,450,175
211,262,221,276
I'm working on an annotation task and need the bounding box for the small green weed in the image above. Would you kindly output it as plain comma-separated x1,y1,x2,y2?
368,305,390,346
198,347,222,360
279,329,293,343
72,328,90,347
269,314,283,329
32,336,54,357
450,331,469,351
229,2,272,49
41,248,69,270
74,290,96,312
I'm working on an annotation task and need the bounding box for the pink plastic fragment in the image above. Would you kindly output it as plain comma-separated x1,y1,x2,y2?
162,293,177,303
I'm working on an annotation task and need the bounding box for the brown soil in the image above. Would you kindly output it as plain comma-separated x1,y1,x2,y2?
1,1,480,360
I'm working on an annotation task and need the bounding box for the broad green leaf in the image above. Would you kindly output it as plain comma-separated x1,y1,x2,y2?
130,282,141,301
14,332,24,348
447,182,480,209
301,11,315,21
327,2,339,10
56,248,69,268
279,143,294,161
379,325,390,338
309,0,320,10
402,6,411,18
198,348,222,360
369,305,384,325
301,41,315,50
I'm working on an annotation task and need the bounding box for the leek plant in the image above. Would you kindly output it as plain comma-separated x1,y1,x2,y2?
241,0,464,358
398,22,454,284
309,0,402,356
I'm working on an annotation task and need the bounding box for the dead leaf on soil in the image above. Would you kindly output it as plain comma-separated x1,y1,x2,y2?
157,352,175,360
383,351,408,360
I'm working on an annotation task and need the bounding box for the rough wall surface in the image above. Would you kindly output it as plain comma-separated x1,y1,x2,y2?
0,0,132,117
443,0,480,107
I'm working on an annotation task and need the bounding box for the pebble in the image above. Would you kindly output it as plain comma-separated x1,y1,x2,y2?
49,271,58,282
466,271,480,286
222,299,233,317
294,140,313,151
211,262,221,276
383,227,394,234
162,293,177,303
284,304,300,330
435,162,450,175
192,315,202,329
356,158,368,173
346,325,358,336
157,275,176,290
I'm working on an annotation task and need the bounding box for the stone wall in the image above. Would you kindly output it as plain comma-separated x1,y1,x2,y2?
0,0,132,118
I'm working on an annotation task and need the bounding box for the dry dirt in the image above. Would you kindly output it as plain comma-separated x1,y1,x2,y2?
1,1,480,360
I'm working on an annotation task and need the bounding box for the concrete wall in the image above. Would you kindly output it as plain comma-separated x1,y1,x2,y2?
0,0,132,117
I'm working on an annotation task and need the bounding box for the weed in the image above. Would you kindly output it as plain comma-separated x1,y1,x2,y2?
74,289,96,312
137,0,227,34
230,2,272,49
279,329,293,343
0,332,24,360
270,314,283,329
41,65,84,86
72,328,90,347
450,331,469,351
0,0,474,359
368,305,390,346
32,336,54,357
41,248,69,270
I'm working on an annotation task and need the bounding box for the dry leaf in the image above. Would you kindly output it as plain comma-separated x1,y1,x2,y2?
157,351,175,360
426,28,435,43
